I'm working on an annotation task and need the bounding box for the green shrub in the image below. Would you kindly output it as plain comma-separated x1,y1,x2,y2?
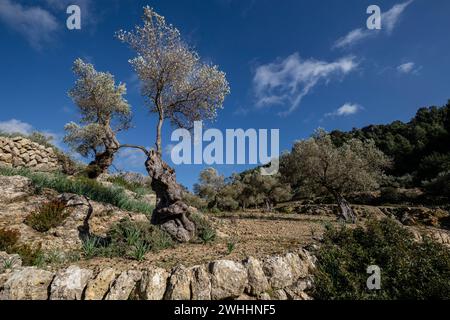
191,213,216,244
0,167,154,215
226,241,236,254
25,199,69,232
82,219,174,260
0,228,45,266
312,218,450,299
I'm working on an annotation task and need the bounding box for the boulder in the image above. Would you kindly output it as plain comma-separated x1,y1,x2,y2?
243,257,269,296
50,265,93,300
105,270,142,300
164,266,192,300
209,260,247,300
191,265,211,300
84,268,117,300
0,267,54,300
139,267,169,300
262,255,294,289
0,175,33,203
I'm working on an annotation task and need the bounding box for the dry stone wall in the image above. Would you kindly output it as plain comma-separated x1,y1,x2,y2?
0,136,63,172
0,248,316,300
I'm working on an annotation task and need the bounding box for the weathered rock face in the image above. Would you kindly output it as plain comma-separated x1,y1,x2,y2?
244,257,270,296
0,136,63,172
164,266,192,300
50,266,93,300
0,175,34,204
0,248,316,300
139,267,169,300
84,268,117,300
0,267,54,300
209,260,248,300
105,270,142,300
0,177,150,252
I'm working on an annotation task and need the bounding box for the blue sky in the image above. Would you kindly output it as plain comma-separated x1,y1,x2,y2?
1,0,449,189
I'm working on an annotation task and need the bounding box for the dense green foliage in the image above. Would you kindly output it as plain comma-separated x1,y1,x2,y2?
0,167,153,215
313,218,450,299
330,101,450,196
193,167,292,212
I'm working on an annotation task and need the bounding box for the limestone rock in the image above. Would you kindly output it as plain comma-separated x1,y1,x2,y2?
84,268,117,300
164,266,192,300
0,267,54,300
50,265,93,300
0,175,33,203
105,270,142,300
191,264,211,300
262,255,294,289
243,256,269,296
139,267,169,300
209,260,247,300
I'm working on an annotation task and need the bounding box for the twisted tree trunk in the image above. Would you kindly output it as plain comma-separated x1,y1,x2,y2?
86,128,120,179
145,150,196,242
334,193,357,223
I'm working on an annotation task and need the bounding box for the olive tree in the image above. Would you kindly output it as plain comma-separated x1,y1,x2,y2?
116,7,230,242
64,58,131,178
281,129,390,222
193,168,226,208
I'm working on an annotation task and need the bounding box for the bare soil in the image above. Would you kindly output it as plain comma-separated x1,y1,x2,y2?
73,212,336,270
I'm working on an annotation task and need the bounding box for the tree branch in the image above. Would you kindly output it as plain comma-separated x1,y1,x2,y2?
119,144,151,157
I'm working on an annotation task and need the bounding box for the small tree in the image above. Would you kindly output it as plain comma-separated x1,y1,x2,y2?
116,7,230,242
194,168,226,209
64,59,131,178
117,7,230,155
281,129,390,222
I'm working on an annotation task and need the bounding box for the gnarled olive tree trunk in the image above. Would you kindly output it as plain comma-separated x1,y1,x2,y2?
145,150,196,242
86,128,120,179
334,193,357,223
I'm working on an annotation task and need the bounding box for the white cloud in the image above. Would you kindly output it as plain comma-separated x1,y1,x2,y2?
397,62,420,74
333,28,375,49
333,0,413,49
0,119,33,135
114,147,148,171
0,0,58,50
253,53,358,116
0,118,63,148
384,0,414,34
325,103,362,117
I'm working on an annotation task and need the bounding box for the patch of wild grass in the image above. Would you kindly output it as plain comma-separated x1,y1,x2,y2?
0,166,154,215
0,228,44,266
191,213,216,244
107,175,153,198
25,199,70,232
81,219,173,261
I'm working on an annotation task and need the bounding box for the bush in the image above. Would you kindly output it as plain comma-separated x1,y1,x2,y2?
82,219,174,260
0,228,44,266
0,167,154,215
191,213,216,243
25,199,70,232
312,218,450,299
0,228,20,252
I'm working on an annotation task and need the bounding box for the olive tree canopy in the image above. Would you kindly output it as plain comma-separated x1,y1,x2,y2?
64,58,131,177
280,129,391,222
117,6,230,154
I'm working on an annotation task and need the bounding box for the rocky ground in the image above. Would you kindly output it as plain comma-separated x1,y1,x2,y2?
1,174,450,300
